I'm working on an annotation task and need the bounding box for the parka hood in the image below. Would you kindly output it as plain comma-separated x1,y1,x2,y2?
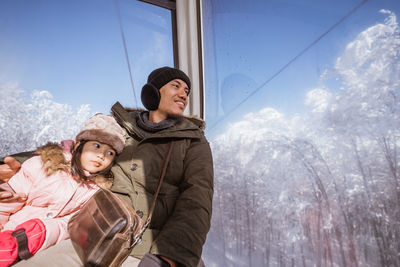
111,102,206,140
36,142,70,176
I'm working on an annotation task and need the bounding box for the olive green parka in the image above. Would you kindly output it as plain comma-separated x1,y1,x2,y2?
110,102,214,267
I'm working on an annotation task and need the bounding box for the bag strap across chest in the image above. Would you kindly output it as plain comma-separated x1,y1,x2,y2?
132,141,174,244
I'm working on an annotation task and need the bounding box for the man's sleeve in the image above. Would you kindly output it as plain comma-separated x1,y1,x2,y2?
151,138,214,267
0,151,35,165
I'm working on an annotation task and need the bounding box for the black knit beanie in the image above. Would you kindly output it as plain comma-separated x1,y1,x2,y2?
141,67,191,110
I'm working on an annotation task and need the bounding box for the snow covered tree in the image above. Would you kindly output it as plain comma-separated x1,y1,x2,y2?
0,83,91,157
206,10,400,267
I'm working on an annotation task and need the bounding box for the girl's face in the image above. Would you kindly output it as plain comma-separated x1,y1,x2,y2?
80,141,116,174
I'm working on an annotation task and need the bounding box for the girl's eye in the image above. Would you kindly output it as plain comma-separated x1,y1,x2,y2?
93,143,100,148
107,151,114,156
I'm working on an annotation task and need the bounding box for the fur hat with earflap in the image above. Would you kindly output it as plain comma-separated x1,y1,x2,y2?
75,113,126,154
141,66,191,110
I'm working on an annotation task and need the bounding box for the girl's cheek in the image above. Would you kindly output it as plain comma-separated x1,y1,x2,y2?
106,157,115,165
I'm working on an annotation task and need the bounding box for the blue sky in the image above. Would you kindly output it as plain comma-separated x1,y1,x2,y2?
202,0,400,136
0,0,173,114
1,0,399,138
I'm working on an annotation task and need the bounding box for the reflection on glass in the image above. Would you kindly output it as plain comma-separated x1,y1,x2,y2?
202,0,400,266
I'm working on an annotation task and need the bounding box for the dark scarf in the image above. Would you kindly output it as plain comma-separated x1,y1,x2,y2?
136,111,178,136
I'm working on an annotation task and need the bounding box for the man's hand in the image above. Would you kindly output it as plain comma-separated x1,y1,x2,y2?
0,191,27,203
0,157,21,183
138,253,176,267
160,256,176,267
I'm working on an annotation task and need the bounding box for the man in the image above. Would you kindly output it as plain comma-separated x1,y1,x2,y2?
0,157,26,202
0,67,214,267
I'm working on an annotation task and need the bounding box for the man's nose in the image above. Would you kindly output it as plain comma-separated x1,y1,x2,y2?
178,88,187,99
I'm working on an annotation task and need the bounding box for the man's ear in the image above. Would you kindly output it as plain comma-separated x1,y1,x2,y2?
141,83,160,110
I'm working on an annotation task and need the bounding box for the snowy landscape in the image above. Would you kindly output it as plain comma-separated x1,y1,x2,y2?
1,9,399,267
204,10,400,266
0,83,90,155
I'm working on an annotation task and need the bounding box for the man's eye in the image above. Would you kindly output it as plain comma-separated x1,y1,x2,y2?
185,89,189,95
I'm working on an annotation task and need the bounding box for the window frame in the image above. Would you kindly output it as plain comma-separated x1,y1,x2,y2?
138,0,204,119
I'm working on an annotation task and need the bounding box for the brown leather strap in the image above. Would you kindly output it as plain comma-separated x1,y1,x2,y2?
133,142,174,244
12,228,34,260
146,142,174,224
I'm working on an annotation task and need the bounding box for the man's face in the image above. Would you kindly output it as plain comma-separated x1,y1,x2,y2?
157,79,189,118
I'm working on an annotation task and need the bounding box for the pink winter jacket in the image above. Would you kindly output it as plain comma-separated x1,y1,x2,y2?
0,141,99,252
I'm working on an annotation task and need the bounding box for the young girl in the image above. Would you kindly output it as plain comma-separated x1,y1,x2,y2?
0,114,125,267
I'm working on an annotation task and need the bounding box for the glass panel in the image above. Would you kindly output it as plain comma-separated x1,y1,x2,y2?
202,0,400,266
0,0,174,155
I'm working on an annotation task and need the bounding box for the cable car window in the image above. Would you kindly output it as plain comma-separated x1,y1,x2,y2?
202,0,400,266
0,0,174,154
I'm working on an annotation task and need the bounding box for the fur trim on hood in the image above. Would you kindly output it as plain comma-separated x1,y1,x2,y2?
35,142,113,189
185,115,206,131
36,143,70,176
